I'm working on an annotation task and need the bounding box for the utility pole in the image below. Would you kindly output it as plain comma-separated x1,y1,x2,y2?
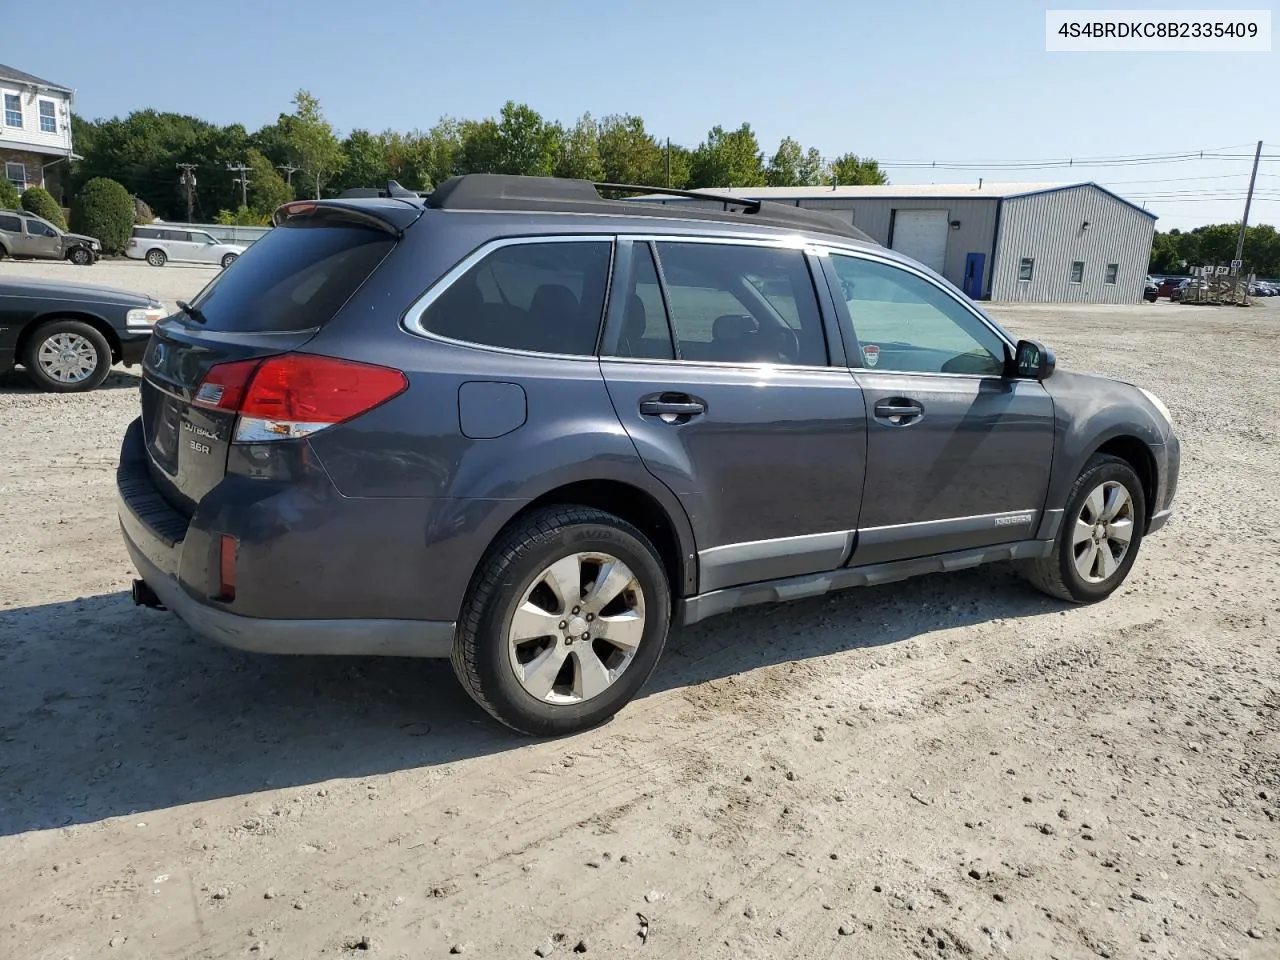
175,163,197,222
1233,140,1263,269
226,161,251,208
665,138,671,188
276,163,300,189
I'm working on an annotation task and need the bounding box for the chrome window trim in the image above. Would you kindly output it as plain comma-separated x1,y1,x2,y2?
813,243,1018,355
401,234,616,359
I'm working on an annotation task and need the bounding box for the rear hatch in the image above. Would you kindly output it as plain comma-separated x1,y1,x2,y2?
140,204,406,516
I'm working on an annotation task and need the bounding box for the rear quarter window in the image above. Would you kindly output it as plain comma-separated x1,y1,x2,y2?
417,239,612,356
187,222,394,333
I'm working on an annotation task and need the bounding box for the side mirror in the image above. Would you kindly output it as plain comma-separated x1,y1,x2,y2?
1012,339,1056,381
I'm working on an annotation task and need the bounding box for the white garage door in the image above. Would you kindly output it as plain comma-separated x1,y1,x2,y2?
891,209,949,274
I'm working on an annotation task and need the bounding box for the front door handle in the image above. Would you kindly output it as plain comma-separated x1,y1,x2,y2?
874,399,923,424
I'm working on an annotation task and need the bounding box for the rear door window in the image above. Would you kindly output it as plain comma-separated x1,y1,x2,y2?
652,242,828,366
0,214,21,233
418,239,612,356
186,220,394,332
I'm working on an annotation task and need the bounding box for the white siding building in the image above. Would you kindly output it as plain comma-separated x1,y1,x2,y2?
0,63,77,206
643,182,1157,304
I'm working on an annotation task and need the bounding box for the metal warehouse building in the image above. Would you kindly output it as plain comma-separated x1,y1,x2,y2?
643,182,1157,304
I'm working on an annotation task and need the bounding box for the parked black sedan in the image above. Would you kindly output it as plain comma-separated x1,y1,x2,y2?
0,277,165,392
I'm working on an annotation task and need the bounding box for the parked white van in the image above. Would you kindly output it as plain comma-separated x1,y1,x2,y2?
126,226,245,268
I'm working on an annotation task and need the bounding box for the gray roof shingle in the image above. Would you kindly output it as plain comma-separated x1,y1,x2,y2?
0,63,72,92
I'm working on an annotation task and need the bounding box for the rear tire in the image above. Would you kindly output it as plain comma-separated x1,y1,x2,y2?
451,506,671,736
146,248,166,267
24,319,112,393
220,252,238,269
1022,453,1146,603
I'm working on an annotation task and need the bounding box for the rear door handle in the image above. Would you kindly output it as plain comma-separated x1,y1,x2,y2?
874,399,923,424
640,400,705,417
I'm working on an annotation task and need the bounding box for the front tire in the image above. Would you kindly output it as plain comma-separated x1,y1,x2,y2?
146,248,167,267
220,252,238,269
24,320,112,393
1022,453,1146,603
68,246,94,266
451,506,671,736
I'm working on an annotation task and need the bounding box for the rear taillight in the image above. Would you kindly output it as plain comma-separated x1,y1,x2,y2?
193,354,407,442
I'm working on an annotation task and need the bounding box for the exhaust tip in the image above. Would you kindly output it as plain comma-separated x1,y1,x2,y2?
131,578,166,610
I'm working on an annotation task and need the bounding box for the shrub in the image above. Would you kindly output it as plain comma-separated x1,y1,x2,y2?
71,178,134,254
0,179,19,210
21,186,68,230
133,197,155,224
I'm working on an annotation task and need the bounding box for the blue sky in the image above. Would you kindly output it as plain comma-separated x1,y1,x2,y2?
11,0,1278,228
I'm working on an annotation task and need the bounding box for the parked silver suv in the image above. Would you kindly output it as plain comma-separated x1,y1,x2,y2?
126,225,245,268
0,209,100,265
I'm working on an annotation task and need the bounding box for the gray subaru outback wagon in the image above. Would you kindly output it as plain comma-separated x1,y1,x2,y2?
117,175,1180,735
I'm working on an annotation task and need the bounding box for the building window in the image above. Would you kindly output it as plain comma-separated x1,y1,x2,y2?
1070,261,1085,284
1018,258,1034,281
5,162,26,191
38,99,56,134
1104,263,1118,284
3,92,21,127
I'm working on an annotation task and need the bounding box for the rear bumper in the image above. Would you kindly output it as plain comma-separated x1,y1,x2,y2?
116,418,456,658
122,529,455,657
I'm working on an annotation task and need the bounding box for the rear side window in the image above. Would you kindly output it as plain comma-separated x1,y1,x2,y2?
188,222,393,332
0,214,20,233
653,242,827,366
420,240,612,356
134,227,160,240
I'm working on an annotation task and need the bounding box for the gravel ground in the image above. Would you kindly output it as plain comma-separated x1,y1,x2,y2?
1,258,1277,959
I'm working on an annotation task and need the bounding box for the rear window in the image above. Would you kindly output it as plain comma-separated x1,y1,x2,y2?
188,221,394,332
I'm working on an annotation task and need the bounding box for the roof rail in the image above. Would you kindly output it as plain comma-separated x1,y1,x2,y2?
423,175,877,245
594,182,762,213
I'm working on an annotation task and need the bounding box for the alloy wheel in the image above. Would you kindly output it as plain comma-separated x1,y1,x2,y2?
1072,481,1135,582
507,552,645,704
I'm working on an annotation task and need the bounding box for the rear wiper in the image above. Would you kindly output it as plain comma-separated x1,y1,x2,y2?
176,300,208,325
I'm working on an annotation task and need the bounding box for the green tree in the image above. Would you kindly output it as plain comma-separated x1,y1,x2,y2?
246,148,292,216
689,123,766,188
71,177,134,253
495,101,560,176
0,179,19,209
283,90,346,199
766,137,825,187
21,186,68,229
826,152,888,185
421,119,463,186
555,113,604,181
1148,230,1182,273
334,129,390,192
458,118,502,174
598,115,664,186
